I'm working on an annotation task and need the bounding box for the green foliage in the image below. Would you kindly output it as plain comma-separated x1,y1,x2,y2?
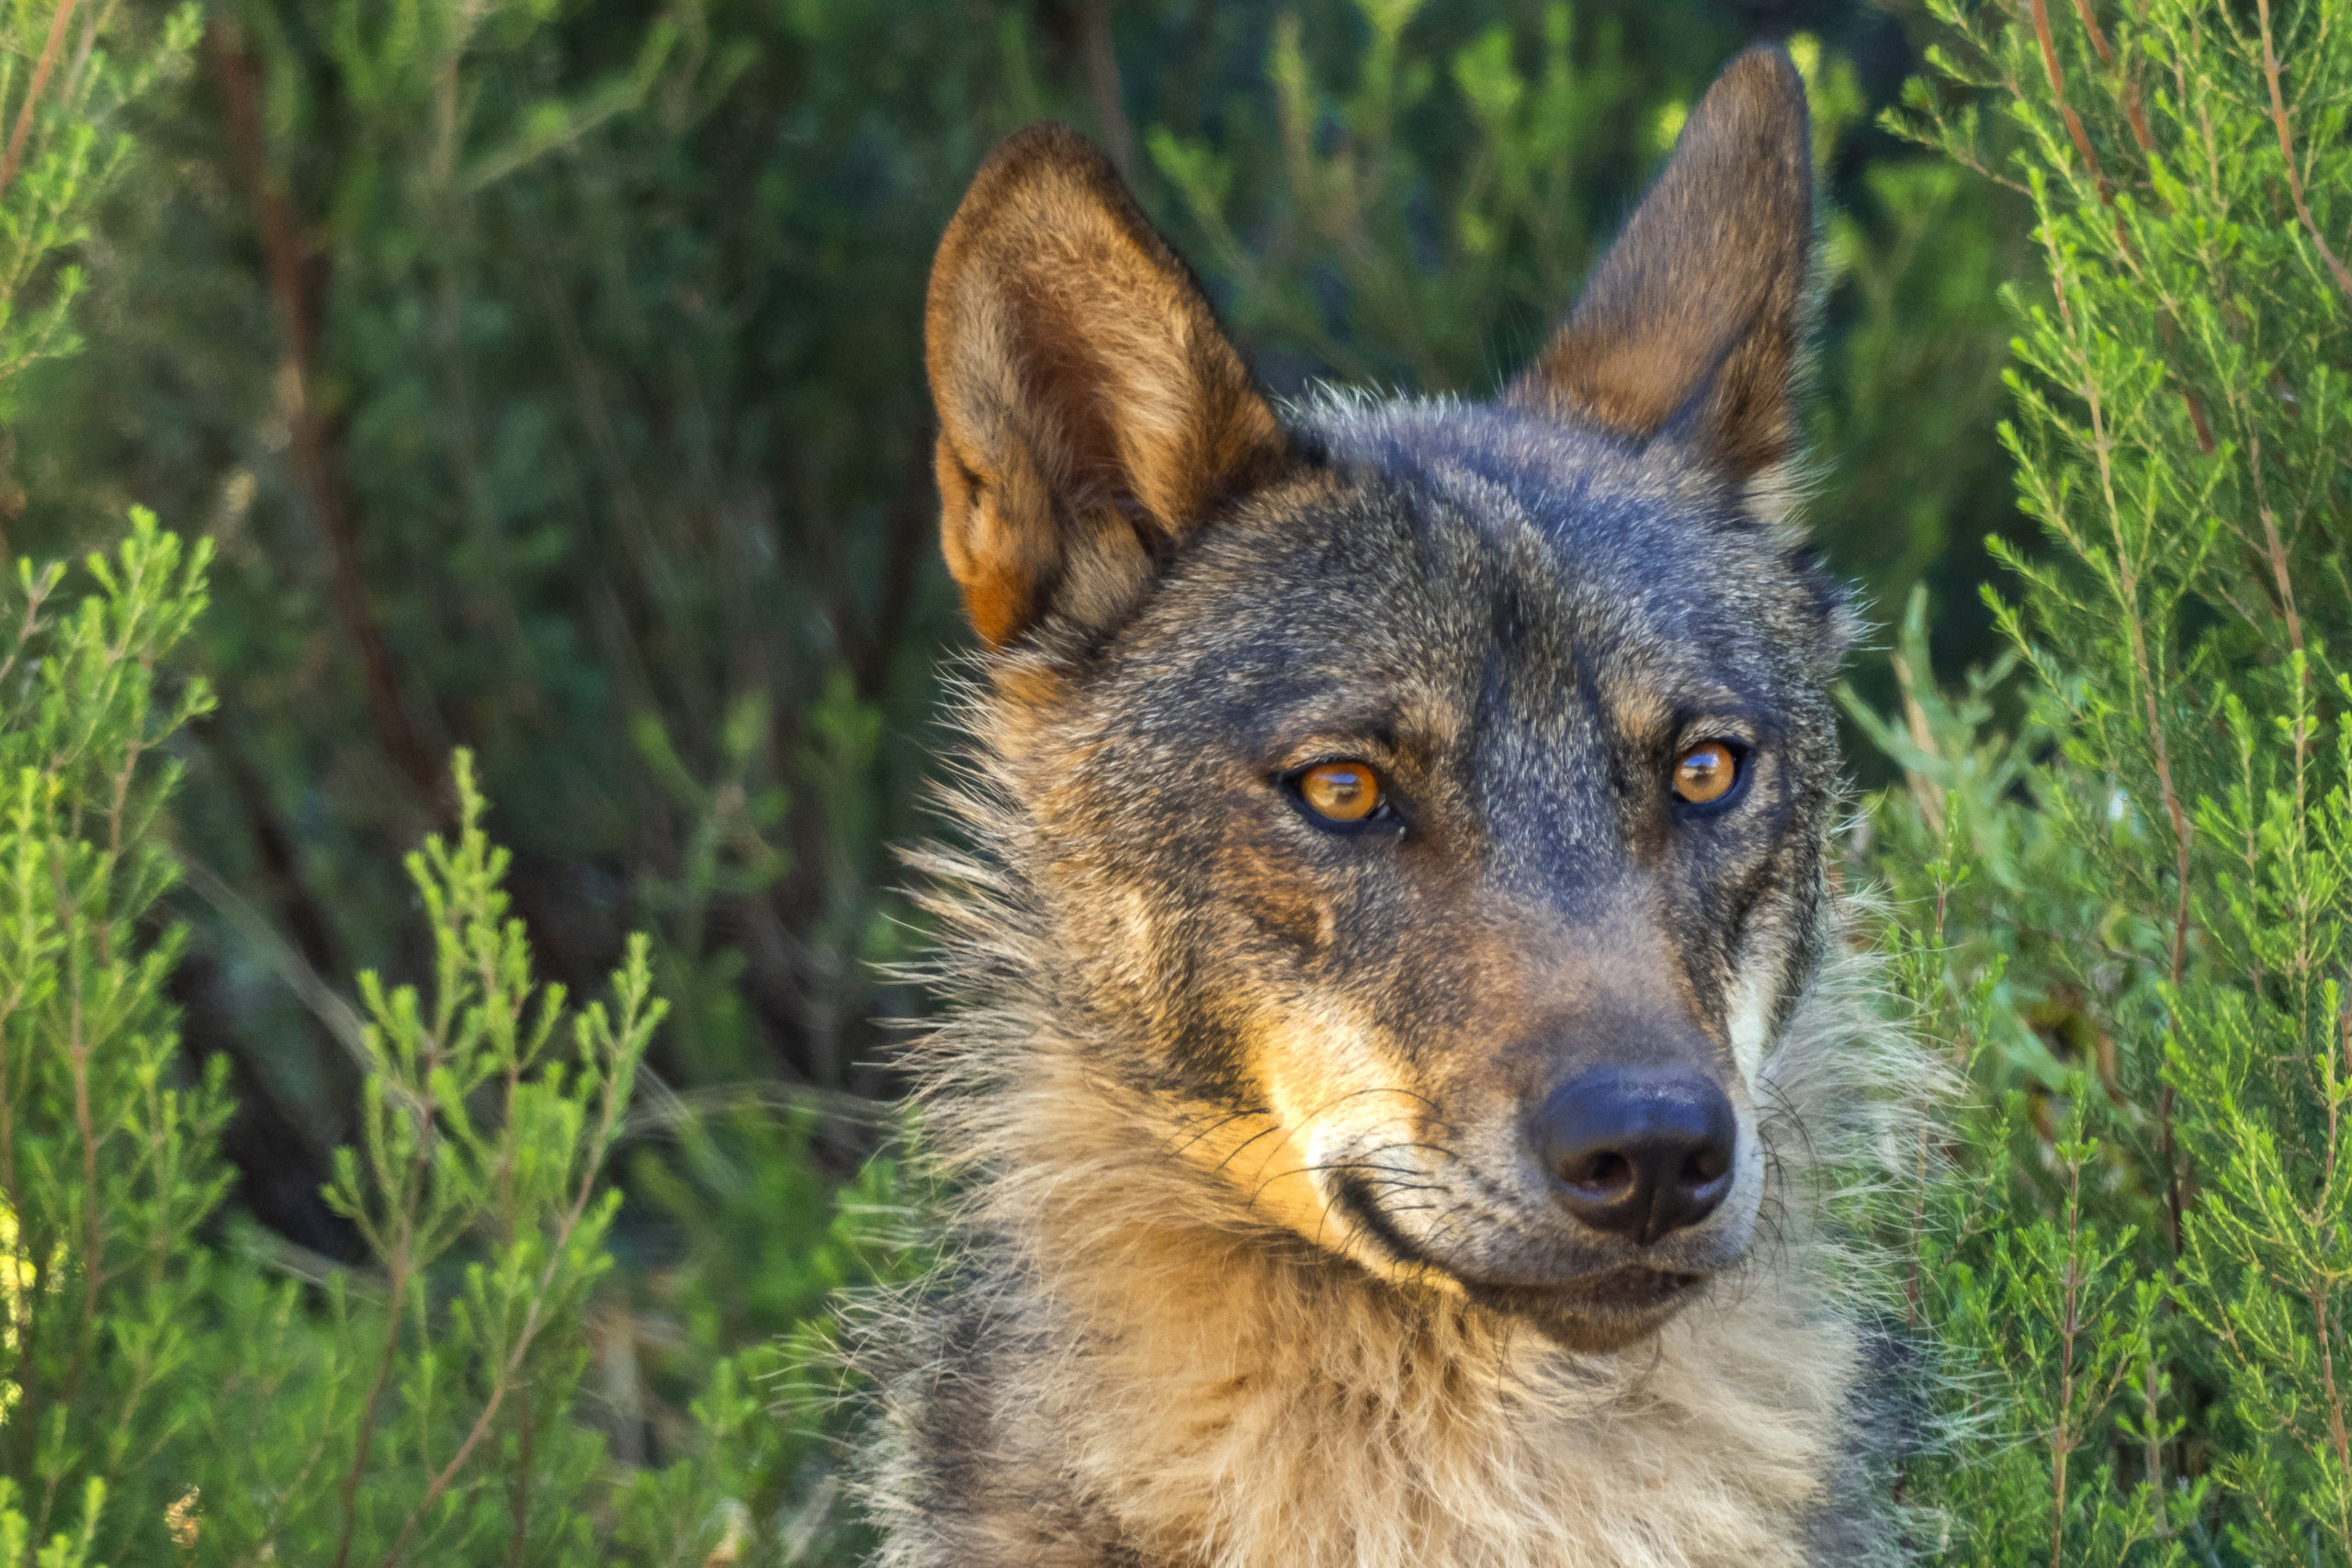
0,0,197,429
623,1114,922,1563
0,513,221,1563
1813,153,2025,710
0,0,1022,1150
1858,0,2352,1559
1148,0,1674,391
228,755,666,1563
0,513,896,1563
0,1476,101,1568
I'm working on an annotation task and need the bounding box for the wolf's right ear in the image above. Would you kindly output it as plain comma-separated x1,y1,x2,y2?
925,124,1288,649
1507,47,1812,488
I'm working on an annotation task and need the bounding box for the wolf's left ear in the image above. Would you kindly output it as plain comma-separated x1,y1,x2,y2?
925,124,1289,649
1507,47,1811,486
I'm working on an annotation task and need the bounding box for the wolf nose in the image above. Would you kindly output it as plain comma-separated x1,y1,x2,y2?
1536,1068,1736,1246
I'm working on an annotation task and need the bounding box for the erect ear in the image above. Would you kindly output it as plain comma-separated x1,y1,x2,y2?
925,124,1289,648
1506,47,1813,484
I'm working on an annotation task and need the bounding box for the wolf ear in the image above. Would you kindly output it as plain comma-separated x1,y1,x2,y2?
1506,47,1812,484
925,124,1288,648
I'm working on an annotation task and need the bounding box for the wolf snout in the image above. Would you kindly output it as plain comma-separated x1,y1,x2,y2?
1534,1068,1736,1246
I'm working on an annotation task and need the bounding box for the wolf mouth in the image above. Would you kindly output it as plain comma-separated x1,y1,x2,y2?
1489,1267,1706,1313
1334,1173,1708,1323
1460,1269,1708,1347
1450,1262,1707,1314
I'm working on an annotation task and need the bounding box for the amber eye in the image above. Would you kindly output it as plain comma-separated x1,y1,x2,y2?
1296,761,1384,824
1671,741,1742,807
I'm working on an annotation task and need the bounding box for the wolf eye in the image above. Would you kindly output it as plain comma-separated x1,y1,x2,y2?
1294,761,1385,826
1671,741,1743,807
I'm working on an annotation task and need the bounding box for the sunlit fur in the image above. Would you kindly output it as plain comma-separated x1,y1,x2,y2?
854,44,1938,1568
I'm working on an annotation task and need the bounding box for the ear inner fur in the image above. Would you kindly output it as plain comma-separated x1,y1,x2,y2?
925,123,1288,647
1506,46,1812,481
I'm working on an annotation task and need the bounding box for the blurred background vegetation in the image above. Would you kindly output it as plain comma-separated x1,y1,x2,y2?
0,0,2051,1557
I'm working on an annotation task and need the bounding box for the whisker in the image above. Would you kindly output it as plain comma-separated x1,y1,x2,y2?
1160,1107,1268,1161
1208,1122,1287,1178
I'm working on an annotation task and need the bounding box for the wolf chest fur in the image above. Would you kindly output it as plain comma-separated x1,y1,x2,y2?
860,44,1927,1568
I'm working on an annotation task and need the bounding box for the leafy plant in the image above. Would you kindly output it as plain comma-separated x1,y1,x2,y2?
219,753,665,1564
1862,0,2352,1559
0,512,217,1564
0,0,198,431
1148,0,1674,392
0,510,894,1564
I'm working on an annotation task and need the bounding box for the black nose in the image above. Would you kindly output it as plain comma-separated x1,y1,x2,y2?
1535,1068,1737,1246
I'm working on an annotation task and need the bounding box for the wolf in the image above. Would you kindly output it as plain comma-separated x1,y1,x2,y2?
861,44,1928,1568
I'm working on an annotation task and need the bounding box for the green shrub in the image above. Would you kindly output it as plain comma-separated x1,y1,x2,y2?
0,513,219,1564
0,0,198,434
0,513,889,1563
1861,0,2352,1560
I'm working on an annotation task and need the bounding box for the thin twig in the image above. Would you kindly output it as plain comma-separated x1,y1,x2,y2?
2256,0,2352,304
2061,0,2214,450
2050,1155,2085,1568
504,1401,533,1568
2040,0,2206,462
2318,1280,2352,1551
2247,427,2306,657
330,1262,414,1568
175,855,371,1070
2030,0,2111,199
67,948,103,1392
0,0,83,202
375,1060,634,1568
331,1043,445,1568
2065,0,2156,152
1079,0,1135,179
2045,212,2192,1250
203,17,453,818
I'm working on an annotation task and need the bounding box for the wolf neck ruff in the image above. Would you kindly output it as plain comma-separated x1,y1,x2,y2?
862,44,1928,1568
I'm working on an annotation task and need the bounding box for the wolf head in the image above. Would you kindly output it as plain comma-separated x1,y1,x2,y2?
922,48,1854,1351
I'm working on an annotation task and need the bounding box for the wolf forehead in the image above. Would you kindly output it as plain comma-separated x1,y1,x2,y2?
1094,394,1854,741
